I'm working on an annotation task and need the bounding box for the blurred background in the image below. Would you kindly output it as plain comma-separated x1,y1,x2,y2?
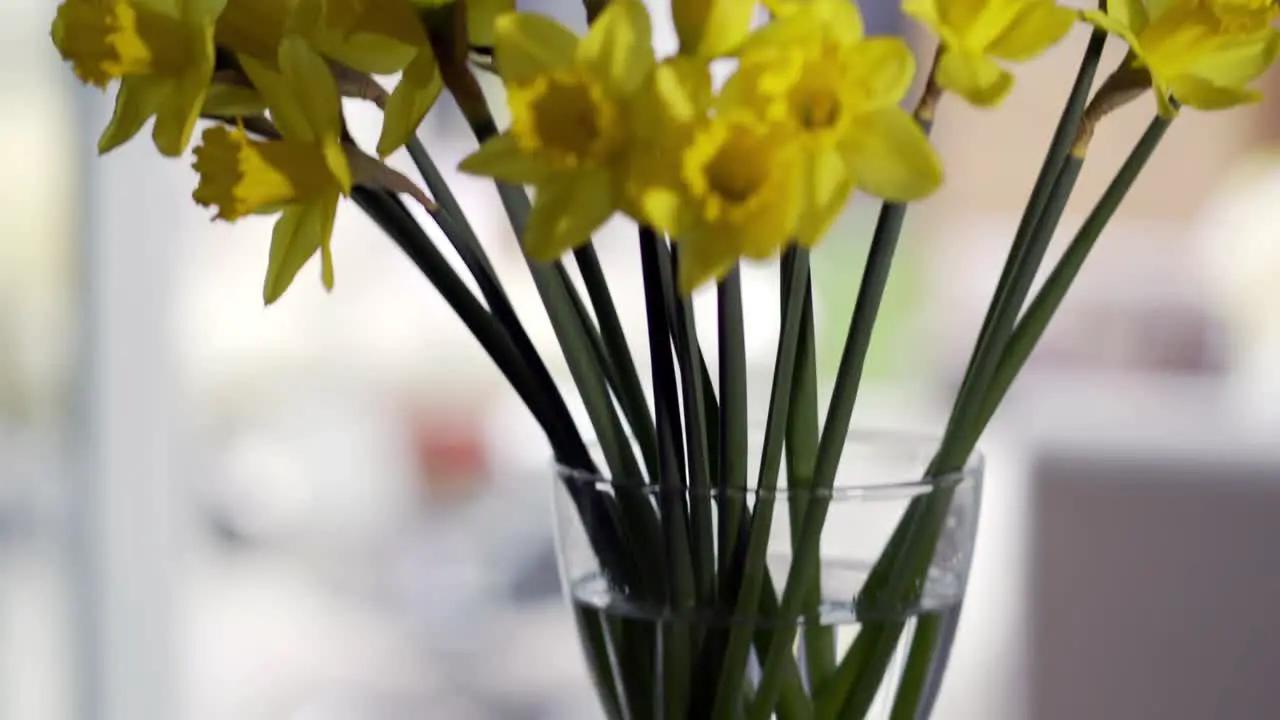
6,0,1280,718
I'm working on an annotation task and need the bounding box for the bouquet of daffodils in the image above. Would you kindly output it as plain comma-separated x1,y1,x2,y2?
52,0,1278,716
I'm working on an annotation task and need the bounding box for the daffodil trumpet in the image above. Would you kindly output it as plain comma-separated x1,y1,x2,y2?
49,0,1279,715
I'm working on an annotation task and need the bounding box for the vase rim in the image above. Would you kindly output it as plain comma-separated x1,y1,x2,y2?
554,427,983,499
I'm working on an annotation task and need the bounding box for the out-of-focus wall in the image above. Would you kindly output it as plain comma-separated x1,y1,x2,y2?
928,27,1257,229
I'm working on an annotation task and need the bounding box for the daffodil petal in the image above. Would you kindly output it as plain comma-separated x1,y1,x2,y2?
1081,9,1138,46
673,0,755,59
745,0,863,56
377,50,444,157
1105,0,1147,34
468,0,515,47
1188,32,1280,87
636,57,712,132
987,1,1076,62
203,82,267,117
494,11,579,85
263,193,340,304
1168,74,1262,110
98,76,166,154
459,132,554,185
153,55,213,156
935,48,1014,106
524,171,615,261
844,37,917,106
845,107,942,202
279,36,343,140
578,0,654,96
675,232,743,293
795,150,852,247
238,53,314,142
901,0,941,28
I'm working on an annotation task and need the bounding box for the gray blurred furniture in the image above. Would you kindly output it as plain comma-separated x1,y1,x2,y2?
1020,374,1280,720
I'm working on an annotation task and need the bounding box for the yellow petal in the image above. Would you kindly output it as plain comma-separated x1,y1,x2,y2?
524,170,615,261
1081,9,1140,47
635,57,712,133
98,76,166,154
986,0,1076,62
278,36,343,140
578,0,655,96
237,54,314,142
202,82,267,117
468,0,515,47
673,0,756,59
675,232,745,293
844,107,942,202
1167,74,1262,110
935,48,1014,106
794,149,852,247
902,0,942,29
494,11,579,85
1187,31,1280,87
377,50,444,157
745,0,864,55
844,37,917,106
459,132,555,184
1106,0,1148,32
153,50,214,156
264,194,340,304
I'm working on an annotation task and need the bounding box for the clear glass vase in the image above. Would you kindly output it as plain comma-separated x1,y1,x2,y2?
551,431,983,719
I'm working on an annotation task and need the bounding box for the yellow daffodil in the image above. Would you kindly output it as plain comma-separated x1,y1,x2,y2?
673,0,757,58
722,0,942,245
459,0,655,261
51,0,225,156
192,37,353,304
1085,0,1280,116
621,58,803,291
216,0,444,156
901,0,1076,106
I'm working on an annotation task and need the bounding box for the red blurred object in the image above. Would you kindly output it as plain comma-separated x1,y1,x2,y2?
409,409,489,502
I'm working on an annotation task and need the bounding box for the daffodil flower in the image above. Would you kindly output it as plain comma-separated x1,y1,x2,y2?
901,0,1076,106
216,0,444,157
672,0,757,58
458,0,656,261
1085,0,1280,116
723,0,943,246
192,37,353,304
51,0,225,156
635,72,805,289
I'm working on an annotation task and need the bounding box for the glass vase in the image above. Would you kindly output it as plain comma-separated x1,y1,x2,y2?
551,431,983,719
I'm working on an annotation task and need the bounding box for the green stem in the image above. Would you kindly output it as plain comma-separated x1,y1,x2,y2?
971,114,1174,444
487,176,666,600
711,253,811,720
664,248,718,605
352,188,639,588
751,195,908,719
403,138,589,472
717,269,749,576
780,250,830,687
942,28,1107,471
639,228,697,716
574,245,662,483
888,613,943,720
